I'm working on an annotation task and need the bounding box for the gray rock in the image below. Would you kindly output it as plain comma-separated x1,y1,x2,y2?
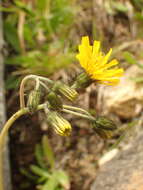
91,132,143,190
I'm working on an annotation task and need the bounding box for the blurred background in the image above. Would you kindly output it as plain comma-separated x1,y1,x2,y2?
1,0,143,190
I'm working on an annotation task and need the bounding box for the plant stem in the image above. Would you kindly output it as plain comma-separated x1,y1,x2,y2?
0,108,28,149
20,75,54,108
63,105,91,116
20,75,37,108
37,76,54,84
0,108,28,190
62,109,95,121
0,104,45,150
39,81,50,92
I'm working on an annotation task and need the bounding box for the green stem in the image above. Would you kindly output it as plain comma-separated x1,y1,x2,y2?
63,105,91,116
37,76,54,84
19,75,53,108
0,108,28,149
62,109,95,121
19,75,37,108
0,108,28,190
39,81,50,92
0,104,45,150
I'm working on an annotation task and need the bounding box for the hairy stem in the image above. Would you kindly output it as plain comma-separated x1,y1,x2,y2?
62,109,95,121
19,75,37,108
63,105,91,116
20,75,53,108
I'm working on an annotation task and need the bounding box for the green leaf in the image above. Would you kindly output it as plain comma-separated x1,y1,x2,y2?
35,144,46,169
37,176,48,183
20,168,37,181
123,51,138,65
112,2,128,12
14,0,35,16
5,75,21,90
42,135,55,169
123,51,137,65
30,165,50,178
136,63,143,69
41,177,58,190
4,21,20,52
54,170,70,189
0,6,17,12
135,12,143,21
130,77,143,83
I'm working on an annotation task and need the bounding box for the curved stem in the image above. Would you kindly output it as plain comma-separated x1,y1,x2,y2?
37,76,54,84
0,108,28,149
0,104,45,150
19,75,37,108
0,103,44,190
0,108,28,190
20,75,54,108
39,81,50,92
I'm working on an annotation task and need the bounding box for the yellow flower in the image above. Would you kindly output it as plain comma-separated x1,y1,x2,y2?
76,36,124,85
47,112,72,136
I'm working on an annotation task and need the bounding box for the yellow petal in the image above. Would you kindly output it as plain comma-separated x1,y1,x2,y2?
81,36,90,46
101,48,112,66
103,59,119,70
93,41,100,56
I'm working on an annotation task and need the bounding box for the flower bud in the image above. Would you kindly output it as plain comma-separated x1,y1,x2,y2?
95,116,117,131
27,90,41,113
92,117,117,139
47,91,63,111
47,112,72,136
72,72,92,89
93,127,113,139
52,81,78,102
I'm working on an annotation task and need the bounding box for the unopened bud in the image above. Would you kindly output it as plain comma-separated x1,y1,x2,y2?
92,117,117,139
47,92,63,111
95,117,117,130
93,127,113,139
72,72,92,89
27,90,41,113
47,112,72,136
53,81,78,102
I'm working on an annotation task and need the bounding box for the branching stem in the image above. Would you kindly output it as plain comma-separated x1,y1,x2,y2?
19,75,53,108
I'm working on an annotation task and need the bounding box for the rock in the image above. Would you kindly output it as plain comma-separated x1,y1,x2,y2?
99,65,143,119
91,131,143,190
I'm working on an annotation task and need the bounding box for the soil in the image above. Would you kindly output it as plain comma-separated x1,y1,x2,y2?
8,101,106,190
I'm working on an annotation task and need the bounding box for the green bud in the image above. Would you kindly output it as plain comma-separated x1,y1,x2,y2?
47,112,72,136
27,90,41,113
92,117,117,139
93,127,113,139
47,91,63,111
52,81,78,102
95,117,117,131
72,72,92,89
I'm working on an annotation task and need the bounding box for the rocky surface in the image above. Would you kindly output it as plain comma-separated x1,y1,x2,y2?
91,130,143,190
99,65,143,119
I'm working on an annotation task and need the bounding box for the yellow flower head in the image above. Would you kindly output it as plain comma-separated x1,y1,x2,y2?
47,112,72,136
76,36,124,85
